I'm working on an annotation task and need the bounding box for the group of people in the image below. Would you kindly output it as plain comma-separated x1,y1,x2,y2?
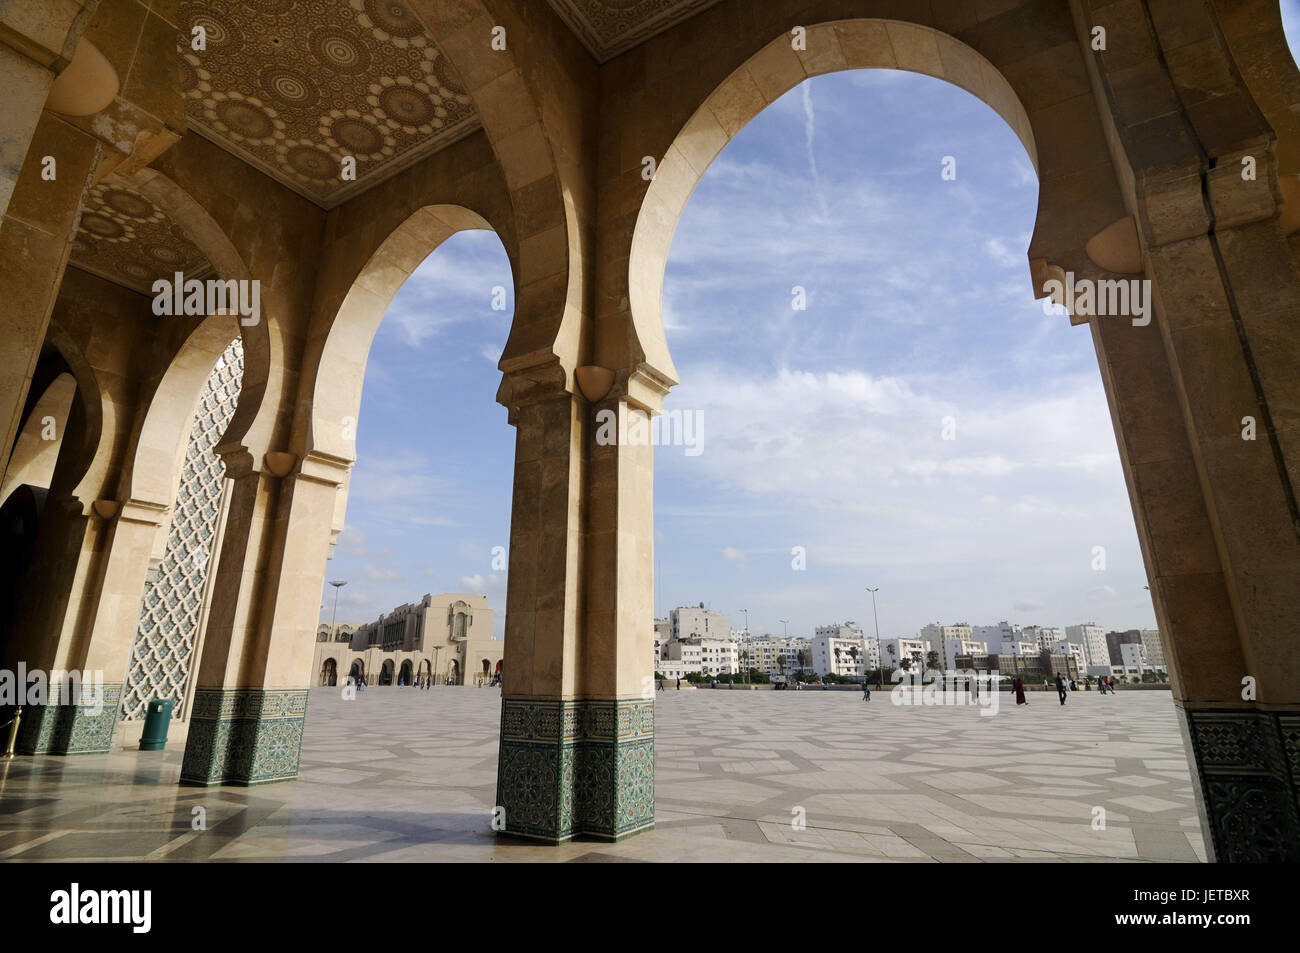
1011,673,1117,705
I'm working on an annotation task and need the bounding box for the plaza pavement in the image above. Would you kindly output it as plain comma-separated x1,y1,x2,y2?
0,685,1205,862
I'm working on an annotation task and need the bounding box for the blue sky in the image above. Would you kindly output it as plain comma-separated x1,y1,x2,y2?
318,42,1300,641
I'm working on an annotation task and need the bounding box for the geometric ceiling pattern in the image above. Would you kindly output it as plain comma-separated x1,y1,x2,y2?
547,0,722,62
178,0,479,209
70,181,213,295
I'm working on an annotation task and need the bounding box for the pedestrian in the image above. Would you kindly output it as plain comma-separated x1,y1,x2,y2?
656,677,663,692
1069,678,1078,692
1056,673,1068,705
675,677,680,691
1014,676,1028,706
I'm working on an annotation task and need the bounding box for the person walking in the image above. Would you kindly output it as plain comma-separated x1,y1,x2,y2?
1014,676,1028,706
1055,673,1068,705
862,676,871,702
675,677,681,691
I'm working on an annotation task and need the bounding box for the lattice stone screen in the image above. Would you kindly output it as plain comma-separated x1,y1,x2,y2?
121,338,244,721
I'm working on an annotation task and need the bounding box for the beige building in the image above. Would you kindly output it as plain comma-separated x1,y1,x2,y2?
314,594,498,688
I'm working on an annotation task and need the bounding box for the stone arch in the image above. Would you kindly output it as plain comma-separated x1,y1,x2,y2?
349,659,365,684
39,317,109,507
321,657,337,687
120,161,273,469
121,313,242,512
305,204,504,465
624,20,1044,384
409,0,587,383
399,659,413,686
0,372,76,506
380,659,395,686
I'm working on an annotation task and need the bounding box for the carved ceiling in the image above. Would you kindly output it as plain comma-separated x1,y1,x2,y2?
547,0,722,62
177,0,479,209
70,182,212,295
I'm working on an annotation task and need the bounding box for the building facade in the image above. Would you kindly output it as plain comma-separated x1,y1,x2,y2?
816,622,879,671
312,593,498,687
1066,623,1108,669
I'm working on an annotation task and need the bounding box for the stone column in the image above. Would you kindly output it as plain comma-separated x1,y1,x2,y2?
0,1,92,217
7,497,118,754
0,108,101,491
1142,209,1300,862
0,0,185,489
29,498,168,753
180,451,343,786
495,385,586,840
1073,0,1300,861
576,377,660,840
493,366,661,843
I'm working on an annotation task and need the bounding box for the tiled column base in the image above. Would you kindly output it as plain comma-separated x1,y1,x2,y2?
1180,707,1300,862
15,683,122,755
180,688,308,786
497,698,654,843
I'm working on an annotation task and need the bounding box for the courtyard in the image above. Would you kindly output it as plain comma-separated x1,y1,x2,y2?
0,687,1203,862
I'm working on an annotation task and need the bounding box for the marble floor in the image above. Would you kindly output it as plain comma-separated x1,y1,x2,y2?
0,686,1205,862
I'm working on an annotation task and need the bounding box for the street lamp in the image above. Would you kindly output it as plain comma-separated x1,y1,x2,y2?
779,619,789,682
329,580,347,638
866,587,883,691
739,608,749,684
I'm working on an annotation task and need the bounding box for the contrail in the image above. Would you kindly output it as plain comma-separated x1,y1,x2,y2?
802,83,830,220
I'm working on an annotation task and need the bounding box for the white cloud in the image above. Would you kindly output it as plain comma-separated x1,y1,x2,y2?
459,573,506,596
335,524,366,557
721,547,746,566
364,564,400,581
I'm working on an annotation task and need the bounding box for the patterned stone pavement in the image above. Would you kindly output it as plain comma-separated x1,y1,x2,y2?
0,686,1205,862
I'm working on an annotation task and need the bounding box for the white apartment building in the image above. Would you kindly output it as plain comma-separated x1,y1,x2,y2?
1052,639,1089,675
1065,623,1107,669
657,659,688,680
880,637,927,674
1113,641,1151,679
919,623,971,657
664,640,702,673
973,621,1022,654
745,636,803,675
997,640,1040,657
671,604,730,641
812,633,867,677
1140,628,1166,668
1021,625,1064,652
689,637,738,675
816,622,879,671
943,638,990,670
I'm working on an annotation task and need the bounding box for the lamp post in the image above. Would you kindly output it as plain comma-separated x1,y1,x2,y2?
329,580,347,638
739,608,749,684
866,587,883,690
779,619,789,682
